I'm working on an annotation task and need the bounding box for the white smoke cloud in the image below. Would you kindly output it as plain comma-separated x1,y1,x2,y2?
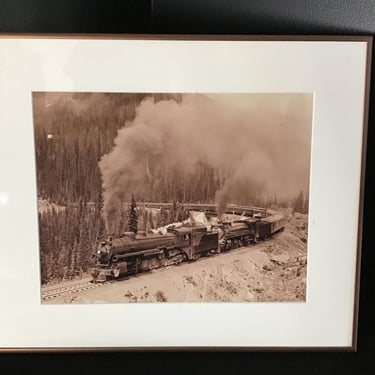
99,93,313,232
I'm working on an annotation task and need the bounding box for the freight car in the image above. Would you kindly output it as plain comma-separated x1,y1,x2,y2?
91,213,285,282
255,214,285,240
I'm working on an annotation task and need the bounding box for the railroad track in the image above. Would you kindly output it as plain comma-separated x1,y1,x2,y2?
41,280,106,301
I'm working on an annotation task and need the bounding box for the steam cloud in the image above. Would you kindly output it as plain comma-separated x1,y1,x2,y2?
99,94,313,233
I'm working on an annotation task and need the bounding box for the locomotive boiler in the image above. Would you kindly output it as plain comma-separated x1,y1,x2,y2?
215,219,257,250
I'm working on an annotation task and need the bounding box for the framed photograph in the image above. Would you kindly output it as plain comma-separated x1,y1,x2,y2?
0,34,371,351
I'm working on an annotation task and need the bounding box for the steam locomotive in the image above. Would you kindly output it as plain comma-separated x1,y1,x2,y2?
90,213,285,282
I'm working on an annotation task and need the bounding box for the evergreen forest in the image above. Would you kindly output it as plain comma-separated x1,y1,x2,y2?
34,92,308,284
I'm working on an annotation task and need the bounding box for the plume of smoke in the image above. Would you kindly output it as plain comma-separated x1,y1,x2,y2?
99,94,313,232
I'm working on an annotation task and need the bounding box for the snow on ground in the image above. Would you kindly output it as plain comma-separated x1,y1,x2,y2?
44,212,308,304
38,198,65,214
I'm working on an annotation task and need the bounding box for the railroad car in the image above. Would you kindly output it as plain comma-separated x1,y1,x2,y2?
256,214,285,240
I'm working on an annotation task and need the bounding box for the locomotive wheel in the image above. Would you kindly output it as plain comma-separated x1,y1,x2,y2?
90,268,99,283
113,268,120,278
96,273,108,283
181,252,188,262
176,253,188,265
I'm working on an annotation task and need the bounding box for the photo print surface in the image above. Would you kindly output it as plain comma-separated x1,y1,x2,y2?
33,92,313,304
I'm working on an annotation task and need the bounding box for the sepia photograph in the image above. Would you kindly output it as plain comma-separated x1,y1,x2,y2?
33,92,313,304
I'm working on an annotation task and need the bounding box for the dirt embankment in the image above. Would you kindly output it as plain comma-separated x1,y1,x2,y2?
48,211,308,304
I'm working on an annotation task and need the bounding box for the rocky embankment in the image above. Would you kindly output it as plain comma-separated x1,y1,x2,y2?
47,211,308,304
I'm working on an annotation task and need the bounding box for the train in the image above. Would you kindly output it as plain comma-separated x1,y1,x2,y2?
90,212,285,283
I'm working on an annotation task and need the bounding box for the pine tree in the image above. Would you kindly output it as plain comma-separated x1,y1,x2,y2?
142,208,149,231
128,194,138,234
148,211,155,229
303,195,309,214
158,207,168,227
293,190,304,214
172,200,178,222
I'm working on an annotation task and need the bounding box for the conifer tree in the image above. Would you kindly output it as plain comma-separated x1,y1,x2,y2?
148,211,155,229
128,194,138,234
303,195,309,214
293,190,304,214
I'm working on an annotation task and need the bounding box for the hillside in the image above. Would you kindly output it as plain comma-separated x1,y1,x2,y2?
44,212,308,303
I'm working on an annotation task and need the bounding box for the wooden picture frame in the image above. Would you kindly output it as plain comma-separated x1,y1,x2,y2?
0,34,371,351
